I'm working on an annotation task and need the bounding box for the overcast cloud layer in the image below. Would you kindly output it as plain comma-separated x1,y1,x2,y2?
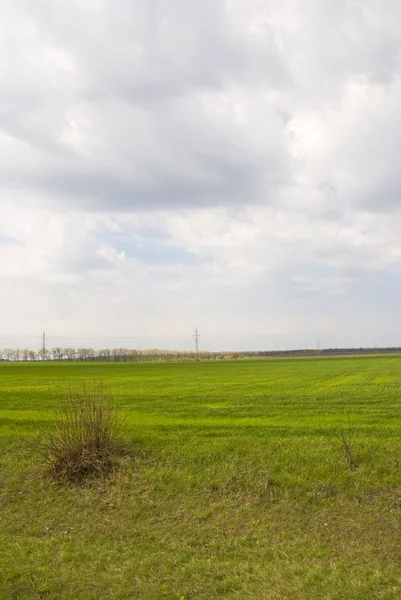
1,0,401,351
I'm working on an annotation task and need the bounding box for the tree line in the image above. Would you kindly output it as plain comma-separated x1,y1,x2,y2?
240,347,401,357
2,346,399,363
0,347,228,362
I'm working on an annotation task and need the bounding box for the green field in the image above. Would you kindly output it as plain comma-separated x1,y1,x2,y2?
1,357,400,599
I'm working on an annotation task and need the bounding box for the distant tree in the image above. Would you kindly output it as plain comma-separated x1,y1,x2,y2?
75,348,96,361
51,348,64,361
3,348,14,361
98,349,111,361
37,348,50,361
128,349,139,362
112,348,122,362
64,348,76,361
22,348,30,361
28,350,37,361
76,348,87,361
87,348,96,361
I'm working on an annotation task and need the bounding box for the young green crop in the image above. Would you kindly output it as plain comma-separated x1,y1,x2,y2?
1,357,400,599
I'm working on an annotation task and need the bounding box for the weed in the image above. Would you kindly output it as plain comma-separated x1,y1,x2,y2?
340,415,357,469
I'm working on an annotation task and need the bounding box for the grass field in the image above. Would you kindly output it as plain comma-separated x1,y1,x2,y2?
1,357,400,599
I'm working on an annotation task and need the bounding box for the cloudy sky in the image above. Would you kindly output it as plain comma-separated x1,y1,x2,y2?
1,0,401,351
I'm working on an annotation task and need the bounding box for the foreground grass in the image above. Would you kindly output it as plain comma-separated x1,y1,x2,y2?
1,357,400,599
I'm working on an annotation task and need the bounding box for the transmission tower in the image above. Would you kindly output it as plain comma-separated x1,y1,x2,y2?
42,330,47,361
193,327,200,361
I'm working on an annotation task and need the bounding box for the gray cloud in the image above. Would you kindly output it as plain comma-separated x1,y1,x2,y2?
2,151,284,211
2,0,401,214
0,0,293,212
2,0,401,348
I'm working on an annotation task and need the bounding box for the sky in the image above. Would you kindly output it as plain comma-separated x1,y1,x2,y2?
1,0,401,352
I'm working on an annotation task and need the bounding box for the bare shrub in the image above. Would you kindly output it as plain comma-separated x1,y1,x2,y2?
41,380,126,482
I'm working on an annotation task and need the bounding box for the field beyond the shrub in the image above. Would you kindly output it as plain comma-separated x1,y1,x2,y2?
1,357,400,599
